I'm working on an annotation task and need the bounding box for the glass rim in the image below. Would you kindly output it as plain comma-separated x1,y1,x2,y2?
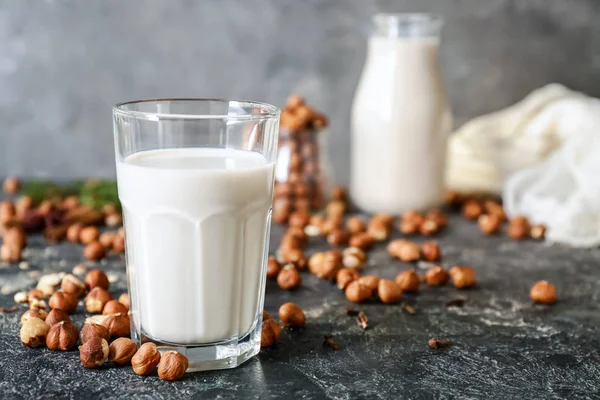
373,13,443,25
113,98,280,121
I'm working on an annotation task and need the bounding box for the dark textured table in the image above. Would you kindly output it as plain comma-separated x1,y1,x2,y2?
1,214,600,399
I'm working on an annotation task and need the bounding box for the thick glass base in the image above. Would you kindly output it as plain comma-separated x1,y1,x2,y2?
132,318,262,372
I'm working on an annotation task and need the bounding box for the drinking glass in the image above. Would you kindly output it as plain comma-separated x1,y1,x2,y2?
112,99,279,371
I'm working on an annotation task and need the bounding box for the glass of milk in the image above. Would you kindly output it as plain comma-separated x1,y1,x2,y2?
112,99,279,371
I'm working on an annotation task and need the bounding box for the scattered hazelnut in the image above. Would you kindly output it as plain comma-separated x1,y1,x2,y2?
377,279,403,304
395,270,420,292
399,219,419,235
61,274,86,297
14,291,28,304
326,201,346,221
449,266,476,289
342,247,367,269
101,313,130,339
46,320,79,351
28,298,48,311
478,214,501,235
272,198,291,224
336,268,360,290
357,275,380,294
286,226,308,244
530,280,557,305
84,287,113,313
445,189,464,207
530,224,546,240
507,222,529,240
280,248,306,269
4,226,27,249
331,185,347,203
105,213,122,227
85,269,110,290
421,241,441,262
286,94,305,110
371,213,395,228
45,309,71,327
0,200,15,223
425,265,449,286
1,244,21,263
80,323,110,344
79,337,109,369
102,299,128,316
118,293,130,310
320,218,343,236
266,256,281,280
84,241,106,261
20,317,50,347
15,196,33,217
79,226,100,245
263,310,272,321
108,337,138,365
367,221,390,241
308,214,326,230
3,177,20,193
288,211,311,228
158,351,189,381
48,291,78,314
484,200,507,222
72,264,88,276
277,264,301,290
261,319,282,347
419,219,440,236
99,231,117,249
346,216,366,234
308,251,342,280
510,216,529,226
66,223,84,243
348,233,374,250
387,239,420,262
20,308,48,324
279,302,306,328
27,289,43,302
345,281,372,303
462,200,483,220
36,283,56,299
426,209,448,228
112,235,125,253
280,234,303,251
327,229,350,246
62,196,79,210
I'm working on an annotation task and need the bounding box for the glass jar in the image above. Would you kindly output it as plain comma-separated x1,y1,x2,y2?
273,96,332,223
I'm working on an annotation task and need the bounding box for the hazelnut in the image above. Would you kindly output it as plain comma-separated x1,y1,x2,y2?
66,223,83,243
108,337,138,365
371,213,395,228
279,302,306,328
286,94,305,110
377,279,403,304
327,229,350,246
274,182,293,197
158,351,189,381
112,235,125,253
84,287,113,313
102,299,128,316
399,219,419,235
308,214,326,230
14,291,27,303
3,177,20,193
277,264,302,290
266,256,281,280
320,218,343,236
425,265,449,286
462,200,483,220
79,337,109,369
1,244,21,263
387,239,420,262
4,226,27,249
28,298,48,311
312,113,329,128
342,247,367,269
421,241,441,262
478,214,501,235
286,226,308,244
62,196,79,210
84,241,106,261
15,195,33,217
357,275,380,294
36,283,56,299
20,308,48,324
46,320,79,351
367,221,390,241
308,251,342,280
0,200,15,223
326,201,346,221
273,198,291,224
61,274,86,297
37,199,54,216
419,219,440,236
20,317,50,347
45,308,71,327
99,231,117,248
445,189,465,207
79,226,100,245
510,216,529,226
395,270,420,292
280,248,306,269
80,323,110,344
263,310,272,321
530,280,557,305
101,313,131,339
507,222,529,240
280,234,303,251
484,200,507,222
261,319,282,347
72,264,88,276
346,216,366,234
85,269,110,290
118,293,130,310
449,266,476,289
348,233,374,250
331,185,347,203
345,281,372,303
288,211,311,228
336,268,360,290
27,289,43,302
530,224,546,240
48,291,78,314
426,209,448,228
294,182,311,198
105,213,123,227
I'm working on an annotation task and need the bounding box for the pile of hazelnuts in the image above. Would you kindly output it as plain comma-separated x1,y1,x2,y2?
0,177,125,264
16,267,188,381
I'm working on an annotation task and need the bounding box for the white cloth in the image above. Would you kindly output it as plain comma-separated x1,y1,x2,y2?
446,83,600,247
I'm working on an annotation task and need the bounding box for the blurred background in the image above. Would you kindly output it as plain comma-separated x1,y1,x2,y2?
0,0,598,185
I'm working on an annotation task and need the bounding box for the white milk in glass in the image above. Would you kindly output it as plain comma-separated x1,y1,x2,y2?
116,148,274,344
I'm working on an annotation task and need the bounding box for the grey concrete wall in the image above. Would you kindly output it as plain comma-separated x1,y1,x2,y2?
1,0,599,185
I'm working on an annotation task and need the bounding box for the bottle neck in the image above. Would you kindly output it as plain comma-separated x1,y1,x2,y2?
371,13,443,39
